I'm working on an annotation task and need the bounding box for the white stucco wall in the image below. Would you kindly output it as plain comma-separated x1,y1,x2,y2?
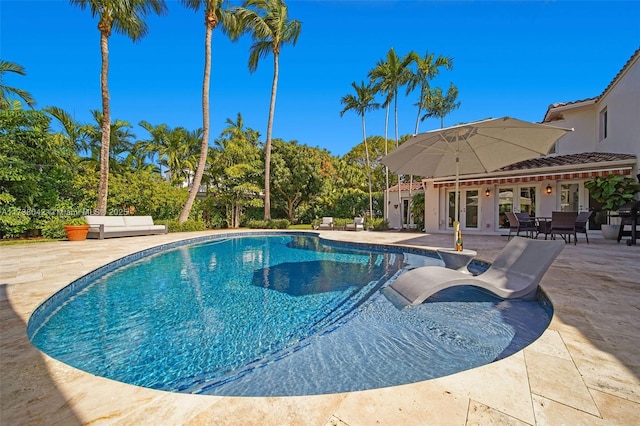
384,189,425,229
598,56,640,158
551,54,639,162
552,107,598,154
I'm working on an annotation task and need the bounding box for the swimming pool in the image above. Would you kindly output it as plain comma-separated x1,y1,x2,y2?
28,232,553,396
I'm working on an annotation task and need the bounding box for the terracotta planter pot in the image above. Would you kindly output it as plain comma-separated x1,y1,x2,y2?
64,225,90,241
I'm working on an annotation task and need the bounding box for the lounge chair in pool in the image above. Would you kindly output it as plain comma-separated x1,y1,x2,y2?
383,237,564,308
345,217,365,231
317,217,334,230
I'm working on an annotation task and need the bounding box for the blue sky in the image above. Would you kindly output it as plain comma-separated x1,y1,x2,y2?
2,1,639,156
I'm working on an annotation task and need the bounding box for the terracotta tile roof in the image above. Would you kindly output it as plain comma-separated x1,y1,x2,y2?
496,152,637,172
388,182,424,192
546,97,598,110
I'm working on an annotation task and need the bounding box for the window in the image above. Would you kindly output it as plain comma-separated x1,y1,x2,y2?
599,107,608,141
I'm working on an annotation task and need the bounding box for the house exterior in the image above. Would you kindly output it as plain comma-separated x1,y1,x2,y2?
384,182,425,229
420,48,639,235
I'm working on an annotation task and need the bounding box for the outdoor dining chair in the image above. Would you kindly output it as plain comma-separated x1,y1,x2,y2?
550,211,579,244
574,211,593,244
506,212,537,239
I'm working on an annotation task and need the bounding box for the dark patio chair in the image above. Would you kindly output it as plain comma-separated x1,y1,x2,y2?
506,212,537,239
574,211,593,244
551,211,579,244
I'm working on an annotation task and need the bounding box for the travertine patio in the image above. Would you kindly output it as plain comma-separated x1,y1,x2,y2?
1,230,639,425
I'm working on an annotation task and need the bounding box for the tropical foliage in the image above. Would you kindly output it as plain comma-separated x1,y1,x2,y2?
3,0,459,238
340,81,379,218
584,174,640,212
178,0,240,223
0,60,36,109
235,0,302,221
70,0,167,215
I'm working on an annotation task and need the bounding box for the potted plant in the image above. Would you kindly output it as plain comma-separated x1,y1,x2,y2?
63,217,90,241
584,174,640,239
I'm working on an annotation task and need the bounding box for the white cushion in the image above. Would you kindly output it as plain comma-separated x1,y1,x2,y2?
124,216,155,226
85,215,126,227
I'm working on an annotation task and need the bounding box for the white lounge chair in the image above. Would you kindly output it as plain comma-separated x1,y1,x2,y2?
318,217,334,230
383,237,564,308
345,217,365,231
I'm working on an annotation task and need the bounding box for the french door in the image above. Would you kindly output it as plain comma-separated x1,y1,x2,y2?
447,189,479,230
498,186,538,230
559,181,584,212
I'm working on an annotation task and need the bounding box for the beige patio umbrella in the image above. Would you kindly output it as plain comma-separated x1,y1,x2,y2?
381,117,573,247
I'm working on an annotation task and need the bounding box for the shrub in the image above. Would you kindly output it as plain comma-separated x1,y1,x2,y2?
368,218,389,231
246,219,290,229
156,219,207,233
65,217,88,225
0,206,31,239
41,217,67,239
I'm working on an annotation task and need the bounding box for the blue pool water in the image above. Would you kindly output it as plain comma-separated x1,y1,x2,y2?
28,233,553,396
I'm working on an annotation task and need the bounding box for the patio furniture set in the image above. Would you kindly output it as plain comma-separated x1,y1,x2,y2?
317,217,365,231
505,211,593,244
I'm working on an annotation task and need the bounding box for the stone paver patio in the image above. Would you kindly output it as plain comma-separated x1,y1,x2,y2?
1,229,639,425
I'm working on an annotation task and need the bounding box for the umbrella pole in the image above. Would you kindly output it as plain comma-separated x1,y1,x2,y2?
454,155,460,249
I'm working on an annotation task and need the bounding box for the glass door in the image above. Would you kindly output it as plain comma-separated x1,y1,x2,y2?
519,186,537,216
464,190,479,229
498,187,514,230
560,182,582,212
447,189,479,230
498,185,538,230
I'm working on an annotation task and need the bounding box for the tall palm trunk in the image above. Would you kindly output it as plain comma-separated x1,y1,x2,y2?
413,86,425,135
362,115,373,219
97,31,111,216
264,52,279,221
384,105,390,221
179,20,213,223
394,92,402,229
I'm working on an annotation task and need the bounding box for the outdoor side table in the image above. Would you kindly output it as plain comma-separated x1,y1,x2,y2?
437,248,478,274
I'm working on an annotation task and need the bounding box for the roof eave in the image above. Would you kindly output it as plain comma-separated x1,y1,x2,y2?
426,158,637,183
542,99,598,122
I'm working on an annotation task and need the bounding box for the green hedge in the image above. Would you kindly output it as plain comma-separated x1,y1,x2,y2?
246,219,290,229
155,219,207,233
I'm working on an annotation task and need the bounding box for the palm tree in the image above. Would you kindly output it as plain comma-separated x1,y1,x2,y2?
368,48,412,227
84,110,136,174
235,0,302,221
178,0,239,223
164,127,203,187
0,60,35,109
340,81,379,219
138,120,169,175
406,51,453,134
212,113,262,227
403,51,452,227
422,82,461,128
70,0,167,215
44,106,89,155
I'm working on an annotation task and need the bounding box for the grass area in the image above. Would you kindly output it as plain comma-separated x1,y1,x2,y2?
289,224,314,230
0,238,58,246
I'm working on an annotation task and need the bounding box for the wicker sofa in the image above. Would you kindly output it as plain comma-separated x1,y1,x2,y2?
85,215,167,239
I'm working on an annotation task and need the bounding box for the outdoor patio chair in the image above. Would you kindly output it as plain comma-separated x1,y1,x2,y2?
574,211,593,244
345,217,365,231
317,217,334,230
382,237,565,308
505,212,537,239
550,211,579,244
